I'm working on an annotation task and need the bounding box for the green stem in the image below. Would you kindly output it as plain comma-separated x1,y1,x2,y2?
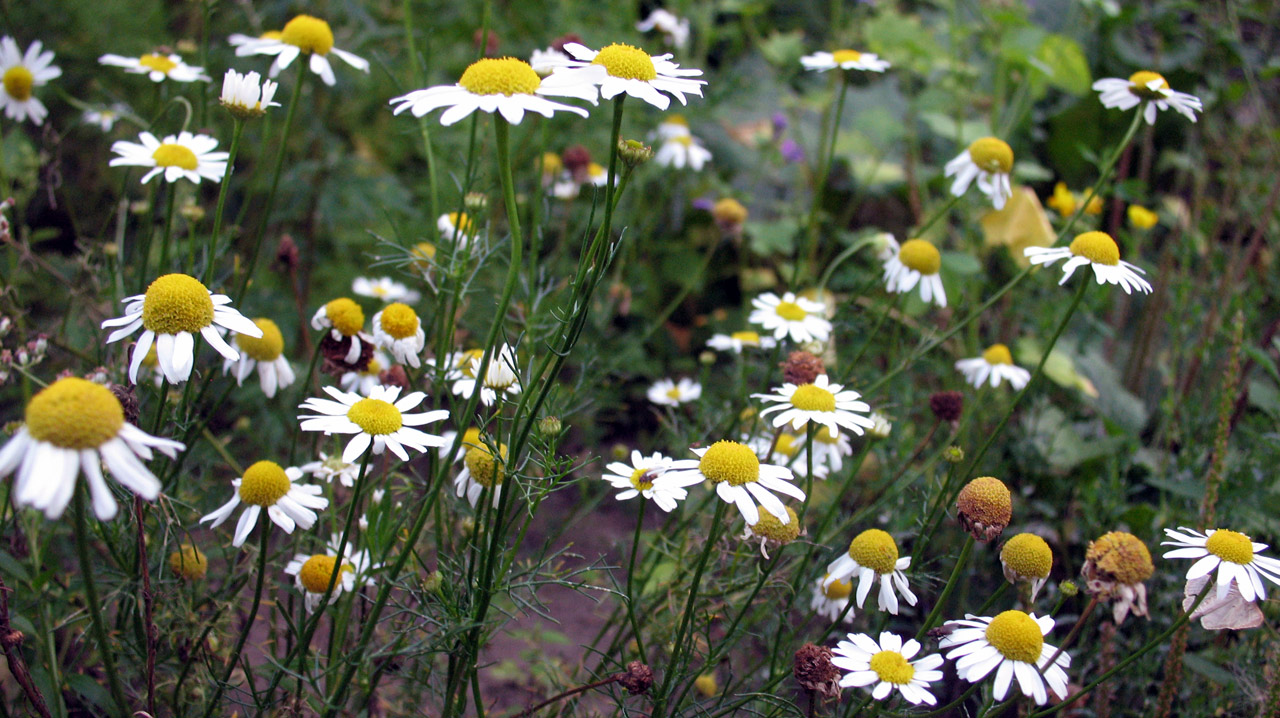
199,519,270,718
72,488,130,717
157,186,177,273
401,0,441,232
797,75,849,284
816,235,878,293
914,535,974,642
203,118,245,282
623,499,648,660
913,194,962,237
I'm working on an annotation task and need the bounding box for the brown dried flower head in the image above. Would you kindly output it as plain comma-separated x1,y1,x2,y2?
781,351,825,386
793,643,841,700
617,661,654,695
955,476,1012,542
1082,531,1154,623
929,390,964,423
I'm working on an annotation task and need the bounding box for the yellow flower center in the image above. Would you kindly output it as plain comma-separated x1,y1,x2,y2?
379,303,419,340
1086,531,1154,584
591,43,657,81
458,348,486,378
346,398,402,436
1047,182,1075,216
982,344,1013,366
831,49,864,64
665,386,683,401
984,611,1043,664
898,239,941,275
298,554,352,593
411,241,437,267
869,651,914,685
712,198,748,225
1205,529,1254,565
237,318,285,362
774,301,807,322
281,15,335,55
464,440,507,487
25,378,125,450
1128,205,1158,229
324,298,364,336
539,152,563,175
168,544,208,580
238,460,292,507
1128,70,1168,99
749,507,800,543
629,466,655,491
664,114,689,127
1068,231,1121,266
138,54,179,75
2,66,34,101
141,274,215,334
1001,533,1052,579
847,529,899,574
790,383,836,412
967,137,1014,173
458,57,541,96
956,476,1012,526
730,331,760,345
446,212,475,236
814,426,840,445
152,143,199,170
698,440,760,486
774,433,800,458
260,31,283,40
822,573,853,599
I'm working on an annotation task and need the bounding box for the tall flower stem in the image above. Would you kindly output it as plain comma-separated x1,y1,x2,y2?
796,75,849,284
914,535,975,642
401,0,441,232
201,118,245,282
72,487,130,717
200,517,270,718
623,500,648,660
156,185,178,273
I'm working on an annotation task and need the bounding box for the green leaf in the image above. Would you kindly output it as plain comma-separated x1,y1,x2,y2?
67,672,112,712
1183,653,1237,687
1145,477,1205,500
1032,35,1092,96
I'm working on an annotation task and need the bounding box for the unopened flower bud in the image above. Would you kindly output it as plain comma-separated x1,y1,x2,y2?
464,192,488,213
180,201,206,223
619,138,654,167
422,570,444,594
943,445,965,463
537,416,563,438
1059,580,1079,597
698,350,716,366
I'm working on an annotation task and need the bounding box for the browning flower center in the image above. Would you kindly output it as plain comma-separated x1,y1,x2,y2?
698,440,760,486
967,137,1014,173
141,273,215,334
1086,532,1154,584
591,43,657,81
2,66,34,100
281,15,335,55
346,398,402,435
1069,231,1121,266
25,378,125,449
956,476,1012,526
847,529,899,574
790,383,836,412
1206,529,1254,565
898,239,941,275
152,143,199,170
869,651,914,685
984,611,1043,664
237,318,285,361
238,460,292,507
458,57,541,96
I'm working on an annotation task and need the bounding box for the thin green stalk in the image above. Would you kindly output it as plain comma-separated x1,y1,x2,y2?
202,118,245,282
913,194,962,237
157,186,178,273
199,520,270,718
914,535,975,642
816,235,878,293
72,488,130,717
402,0,441,232
623,500,648,660
797,75,849,284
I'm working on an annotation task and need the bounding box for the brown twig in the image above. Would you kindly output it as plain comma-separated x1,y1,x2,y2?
135,497,158,717
0,576,53,718
509,675,621,718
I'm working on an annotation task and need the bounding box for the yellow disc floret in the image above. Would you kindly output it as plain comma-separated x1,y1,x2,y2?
539,152,563,175
1069,231,1121,266
749,507,800,543
281,15,335,55
591,43,657,81
1085,532,1153,584
1128,70,1168,99
984,610,1043,664
464,439,508,487
142,274,215,334
698,440,760,486
847,529,899,574
25,378,125,449
967,137,1014,173
458,58,541,96
168,543,208,580
629,466,655,491
446,212,475,236
712,198,748,225
814,426,840,445
773,433,800,458
298,554,351,593
323,298,364,336
2,66,34,101
1128,205,1158,229
237,318,285,361
238,460,292,507
898,239,941,275
790,383,837,412
869,651,914,685
1205,529,1254,565
822,573,853,599
346,398,402,435
138,54,179,75
982,344,1014,366
379,303,420,340
956,476,1012,526
1001,533,1052,579
774,301,807,321
152,144,199,170
731,331,760,345
831,49,864,65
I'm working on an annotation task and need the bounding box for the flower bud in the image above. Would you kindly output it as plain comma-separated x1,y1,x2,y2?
619,138,654,167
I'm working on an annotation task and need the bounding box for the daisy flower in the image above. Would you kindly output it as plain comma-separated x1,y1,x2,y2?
748,291,831,344
529,46,570,76
808,426,853,475
549,42,705,111
810,573,855,623
742,506,801,558
353,276,420,303
1,37,61,125
706,331,777,354
109,131,229,185
340,350,388,395
298,385,449,463
219,69,278,119
1083,531,1154,623
880,236,947,307
955,344,1031,390
451,343,521,407
84,104,128,132
98,52,208,83
311,297,367,364
664,439,805,525
0,378,183,521
1000,533,1053,603
824,529,917,615
371,303,425,369
390,56,594,126
200,460,328,547
1162,527,1280,603
228,30,282,54
939,611,1070,705
647,377,701,407
1024,231,1152,294
102,273,262,384
585,162,613,187
654,129,712,171
448,428,508,509
746,432,819,478
237,14,369,87
1045,182,1102,217
602,450,702,512
437,212,479,245
222,317,296,398
799,49,890,73
636,9,691,48
300,451,361,488
755,374,875,438
284,535,379,612
1093,70,1202,125
945,137,1014,210
832,632,942,706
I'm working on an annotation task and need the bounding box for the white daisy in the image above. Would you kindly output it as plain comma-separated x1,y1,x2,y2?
755,374,875,438
102,273,263,385
0,378,184,521
98,52,208,83
748,291,831,344
549,42,705,111
529,47,570,76
799,49,890,73
109,131,229,185
939,611,1070,706
636,9,691,49
654,127,712,171
664,440,805,525
944,137,1014,210
299,451,361,488
881,236,947,308
340,350,389,395
237,14,369,87
810,574,856,623
228,31,282,54
311,297,367,365
353,276,420,304
0,37,61,125
1093,70,1202,125
84,104,128,132
222,317,296,398
824,529,917,615
451,343,521,407
602,450,702,512
219,68,279,118
706,331,777,354
1161,527,1280,603
200,460,328,547
1023,231,1152,294
447,428,508,509
746,432,821,478
807,426,853,475
647,377,702,407
437,212,479,245
954,343,1031,390
832,632,943,706
390,56,594,126
283,534,379,612
371,303,425,369
585,162,614,187
298,385,449,463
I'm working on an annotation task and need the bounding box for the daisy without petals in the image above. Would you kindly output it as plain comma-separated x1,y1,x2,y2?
647,377,701,407
800,49,890,73
298,385,449,463
238,14,368,87
390,56,593,126
940,610,1070,705
1083,531,1154,623
832,632,942,706
1,36,61,125
810,573,856,623
1000,533,1053,603
98,52,208,83
824,529,917,615
664,440,805,526
200,460,328,547
550,42,705,111
451,343,522,407
1093,70,1201,125
602,450,701,512
755,373,875,438
742,506,801,558
1162,527,1280,604
748,291,831,344
0,378,184,520
223,317,296,398
945,137,1014,210
102,273,263,384
1024,231,1152,295
706,331,777,354
110,131,229,185
955,343,1031,390
371,303,425,369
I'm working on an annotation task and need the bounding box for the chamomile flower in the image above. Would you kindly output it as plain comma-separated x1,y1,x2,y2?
311,297,367,364
1161,527,1280,603
300,451,361,488
799,49,890,73
747,432,819,478
647,377,702,407
0,378,184,521
755,374,875,438
371,303,425,369
748,291,831,344
955,344,1031,390
84,104,128,132
706,331,777,353
1084,531,1154,623
298,385,449,463
353,276,420,304
99,52,207,83
811,574,856,623
102,273,262,384
585,162,613,187
219,69,278,119
228,31,283,54
451,343,522,407
1000,533,1053,603
808,426,854,475
550,42,705,111
437,212,479,245
238,15,369,87
742,506,801,558
636,9,691,49
832,632,942,706
824,529,917,615
200,460,328,547
340,350,388,395
222,317,296,398
1093,71,1202,125
652,115,711,170
284,536,378,612
1,37,61,125
529,47,570,76
448,428,508,509
1024,231,1152,294
109,131,229,185
390,56,594,126
602,450,701,512
945,137,1014,210
940,611,1070,705
664,440,806,526
881,237,947,308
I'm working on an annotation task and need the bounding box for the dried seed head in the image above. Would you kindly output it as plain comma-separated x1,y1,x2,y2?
617,661,654,695
780,351,825,386
793,643,841,699
929,391,964,423
955,476,1012,542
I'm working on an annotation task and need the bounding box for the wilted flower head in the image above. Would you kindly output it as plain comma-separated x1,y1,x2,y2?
955,476,1011,542
1083,531,1154,623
